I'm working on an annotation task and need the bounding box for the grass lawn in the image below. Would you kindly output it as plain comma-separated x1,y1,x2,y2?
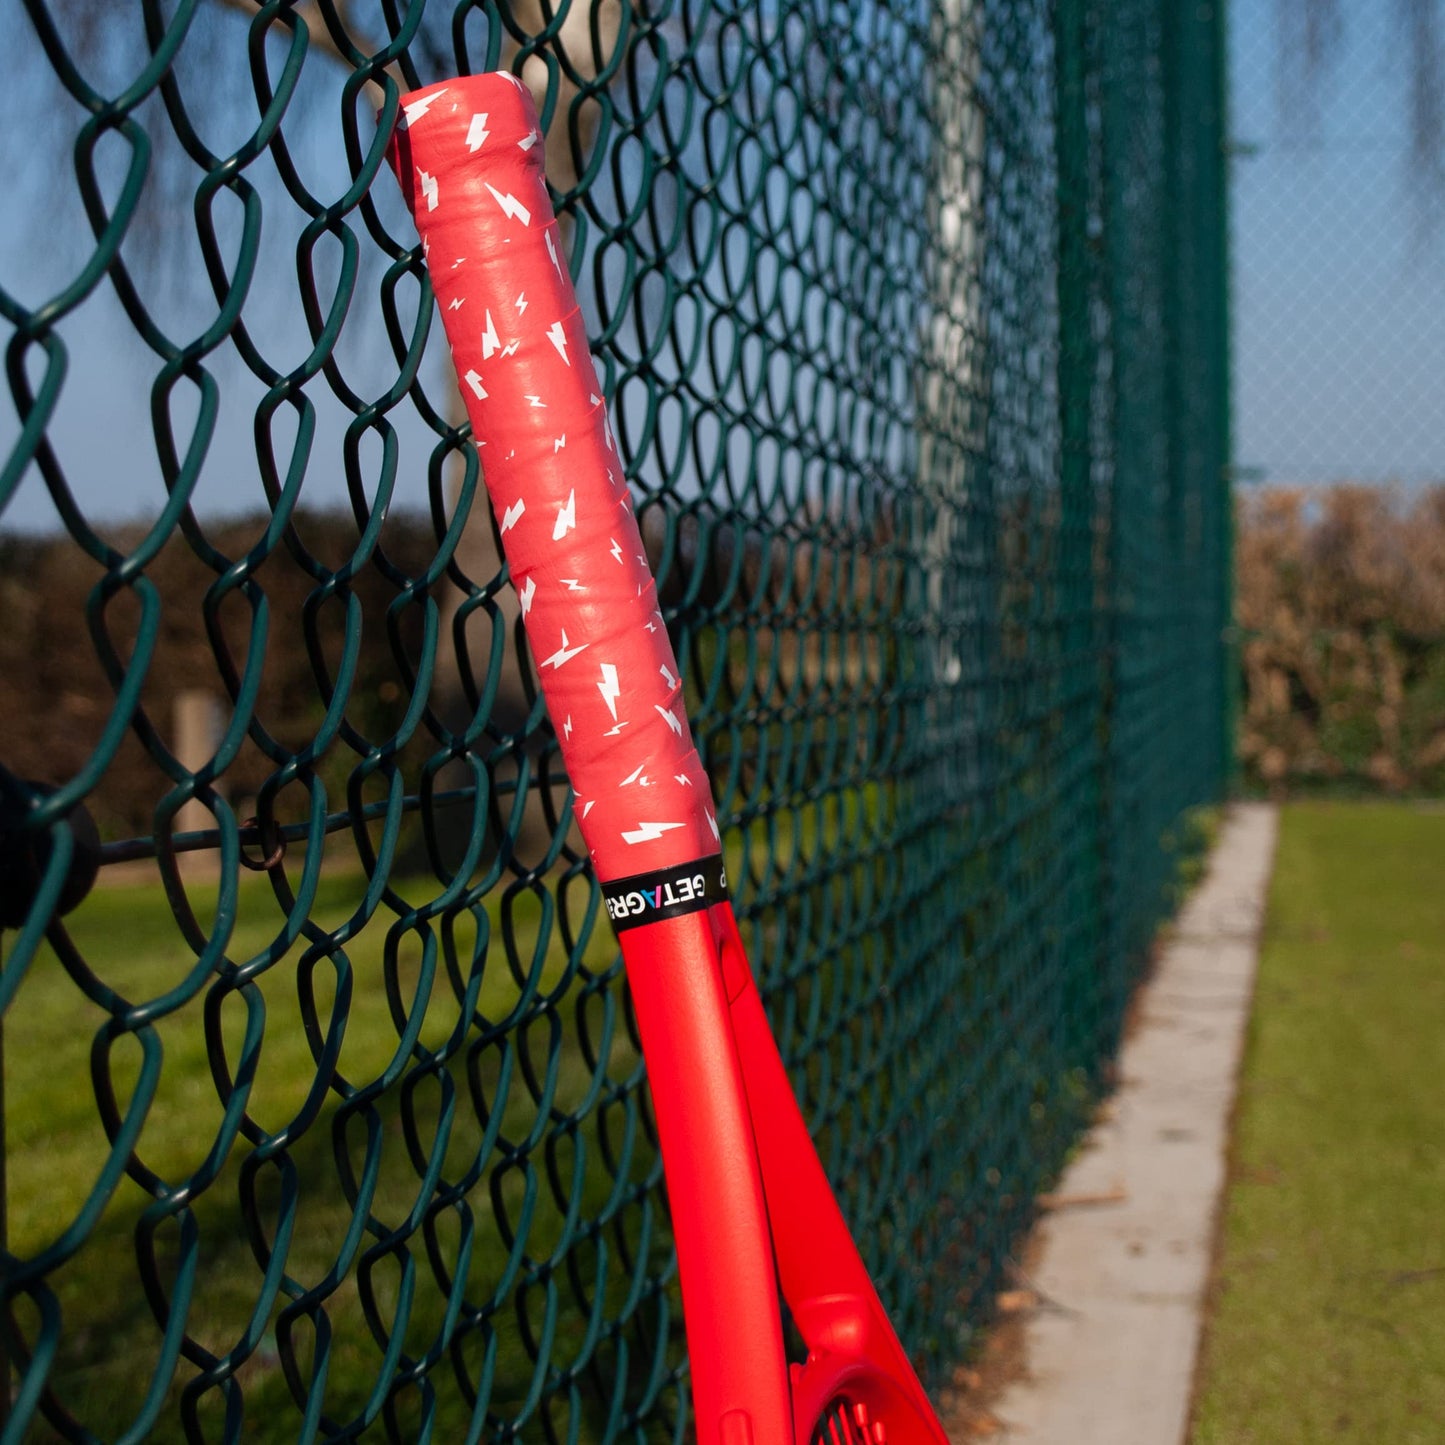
2,861,679,1443
0,790,880,1443
1191,802,1445,1443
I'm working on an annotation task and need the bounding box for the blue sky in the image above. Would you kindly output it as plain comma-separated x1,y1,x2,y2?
1229,0,1445,487
1,0,1441,537
0,5,448,540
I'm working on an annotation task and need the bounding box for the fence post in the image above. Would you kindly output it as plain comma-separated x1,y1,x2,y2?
1053,0,1100,1071
174,691,223,874
1093,0,1136,1045
1161,0,1189,819
1210,0,1238,796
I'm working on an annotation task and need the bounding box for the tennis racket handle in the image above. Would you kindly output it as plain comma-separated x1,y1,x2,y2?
387,75,718,885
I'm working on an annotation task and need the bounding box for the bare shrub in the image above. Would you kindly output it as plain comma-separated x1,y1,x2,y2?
1236,483,1445,793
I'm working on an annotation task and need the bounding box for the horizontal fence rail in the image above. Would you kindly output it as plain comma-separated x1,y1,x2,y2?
0,1,1229,1440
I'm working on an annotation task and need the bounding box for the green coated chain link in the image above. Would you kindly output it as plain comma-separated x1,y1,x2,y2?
0,0,1229,1440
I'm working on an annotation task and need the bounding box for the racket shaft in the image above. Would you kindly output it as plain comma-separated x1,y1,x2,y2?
621,907,792,1442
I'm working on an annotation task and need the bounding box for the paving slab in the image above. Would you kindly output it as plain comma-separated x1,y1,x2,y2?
986,802,1279,1445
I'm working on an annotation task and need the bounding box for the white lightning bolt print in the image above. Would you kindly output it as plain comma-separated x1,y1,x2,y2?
604,721,629,737
542,629,588,670
465,112,490,152
583,800,596,818
545,229,564,278
451,257,466,269
655,706,683,737
400,88,449,128
660,663,677,689
597,663,621,719
517,576,536,615
481,310,500,360
554,435,566,453
589,393,602,407
417,167,439,211
553,490,576,539
675,774,692,786
620,763,647,787
609,538,624,564
546,322,570,365
447,297,465,312
518,128,540,151
515,292,528,315
499,499,525,534
484,182,532,226
622,821,685,845
563,715,573,740
525,395,546,409
501,339,521,357
706,812,721,842
561,578,583,592
463,369,487,400
644,620,658,634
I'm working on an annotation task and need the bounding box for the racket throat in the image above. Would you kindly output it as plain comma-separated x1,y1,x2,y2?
806,1393,891,1445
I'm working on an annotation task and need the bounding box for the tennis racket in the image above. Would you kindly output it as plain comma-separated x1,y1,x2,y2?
386,73,949,1445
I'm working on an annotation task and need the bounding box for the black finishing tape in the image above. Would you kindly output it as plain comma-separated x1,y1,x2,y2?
601,854,729,933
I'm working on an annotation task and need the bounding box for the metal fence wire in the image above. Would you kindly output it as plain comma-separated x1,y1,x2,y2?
0,1,1230,1441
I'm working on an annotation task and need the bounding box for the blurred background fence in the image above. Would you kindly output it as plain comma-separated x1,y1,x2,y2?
0,2,1229,1440
1230,0,1445,794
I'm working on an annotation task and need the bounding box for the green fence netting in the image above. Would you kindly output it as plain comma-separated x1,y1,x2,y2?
0,1,1230,1440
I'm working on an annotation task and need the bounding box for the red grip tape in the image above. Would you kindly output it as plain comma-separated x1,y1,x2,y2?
387,75,718,883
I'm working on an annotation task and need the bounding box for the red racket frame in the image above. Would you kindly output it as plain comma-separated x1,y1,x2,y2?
387,74,948,1445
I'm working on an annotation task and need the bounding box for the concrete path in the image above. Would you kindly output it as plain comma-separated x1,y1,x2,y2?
988,802,1280,1445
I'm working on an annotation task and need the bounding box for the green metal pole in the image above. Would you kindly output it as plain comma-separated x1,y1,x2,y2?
1215,0,1239,797
1053,0,1099,1070
1161,0,1189,826
1095,0,1147,1039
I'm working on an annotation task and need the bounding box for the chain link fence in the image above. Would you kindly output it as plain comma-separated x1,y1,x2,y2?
0,1,1228,1440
